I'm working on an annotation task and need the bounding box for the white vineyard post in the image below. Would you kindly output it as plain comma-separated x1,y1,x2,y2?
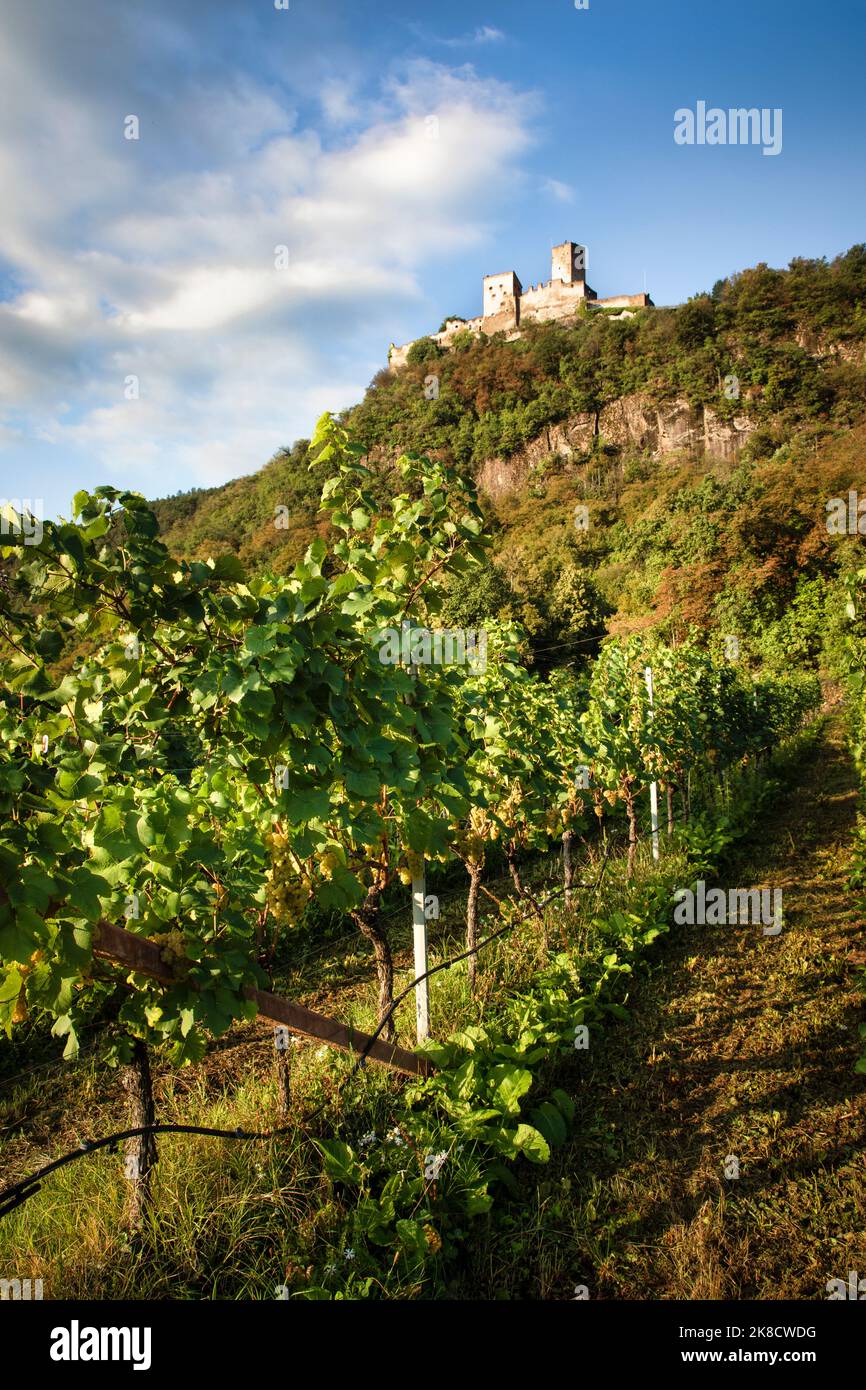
412,867,430,1042
406,643,430,1043
644,665,661,862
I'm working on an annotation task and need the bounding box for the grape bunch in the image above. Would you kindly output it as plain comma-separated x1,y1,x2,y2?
265,829,312,926
396,849,425,886
149,928,188,966
12,982,28,1024
498,783,524,827
453,806,495,866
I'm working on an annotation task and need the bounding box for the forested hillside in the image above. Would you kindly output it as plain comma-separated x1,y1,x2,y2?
153,247,866,668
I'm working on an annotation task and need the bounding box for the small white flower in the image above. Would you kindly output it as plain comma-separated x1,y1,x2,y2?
344,1247,355,1261
424,1150,448,1181
387,1126,405,1147
359,1130,377,1148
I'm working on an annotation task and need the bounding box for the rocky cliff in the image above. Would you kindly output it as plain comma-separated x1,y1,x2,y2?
477,393,755,499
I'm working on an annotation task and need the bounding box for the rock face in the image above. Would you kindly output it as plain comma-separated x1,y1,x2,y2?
476,393,755,499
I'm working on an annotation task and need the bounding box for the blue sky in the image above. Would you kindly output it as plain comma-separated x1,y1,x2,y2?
1,0,864,518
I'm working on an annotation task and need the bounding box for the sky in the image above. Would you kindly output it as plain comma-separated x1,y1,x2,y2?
1,0,864,519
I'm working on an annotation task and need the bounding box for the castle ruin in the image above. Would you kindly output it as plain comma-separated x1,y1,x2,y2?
388,240,653,368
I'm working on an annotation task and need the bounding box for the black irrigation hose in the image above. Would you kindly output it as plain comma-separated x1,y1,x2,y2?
0,1122,301,1220
0,854,613,1221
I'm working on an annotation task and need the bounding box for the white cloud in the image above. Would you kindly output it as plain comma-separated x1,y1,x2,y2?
319,78,359,128
541,177,577,203
423,25,507,48
0,5,539,511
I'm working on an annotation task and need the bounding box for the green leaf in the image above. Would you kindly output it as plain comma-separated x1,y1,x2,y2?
211,553,246,581
169,1030,208,1066
512,1123,550,1164
465,1187,493,1216
316,1139,361,1186
0,905,44,963
529,1101,567,1148
484,1161,519,1196
52,1014,80,1059
488,1063,533,1115
395,1219,428,1258
136,816,157,848
329,571,363,600
551,1088,576,1122
344,767,381,799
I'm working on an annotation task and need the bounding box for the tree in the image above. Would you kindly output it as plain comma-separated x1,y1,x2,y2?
406,338,443,366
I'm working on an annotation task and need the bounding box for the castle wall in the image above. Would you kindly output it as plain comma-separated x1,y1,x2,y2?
388,314,485,370
435,316,483,347
520,278,596,325
595,293,653,309
480,307,519,334
388,341,412,369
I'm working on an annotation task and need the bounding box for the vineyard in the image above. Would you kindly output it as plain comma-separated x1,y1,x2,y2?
1,413,845,1301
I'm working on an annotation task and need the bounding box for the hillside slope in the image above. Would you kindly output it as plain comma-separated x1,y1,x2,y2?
152,248,866,665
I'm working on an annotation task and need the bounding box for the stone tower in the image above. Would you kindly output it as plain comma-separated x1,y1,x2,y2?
482,270,522,329
482,270,522,319
551,240,588,293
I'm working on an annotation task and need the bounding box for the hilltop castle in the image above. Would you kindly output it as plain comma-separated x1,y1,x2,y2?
388,240,653,368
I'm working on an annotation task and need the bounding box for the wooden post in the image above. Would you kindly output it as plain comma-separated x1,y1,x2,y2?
644,665,660,862
466,861,481,995
563,829,574,907
412,869,430,1042
121,1038,158,1231
273,1025,292,1117
92,920,431,1076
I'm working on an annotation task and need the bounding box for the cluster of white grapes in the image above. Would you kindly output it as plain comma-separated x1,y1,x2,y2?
452,806,498,866
148,928,188,966
264,829,313,927
545,806,572,835
396,849,425,886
